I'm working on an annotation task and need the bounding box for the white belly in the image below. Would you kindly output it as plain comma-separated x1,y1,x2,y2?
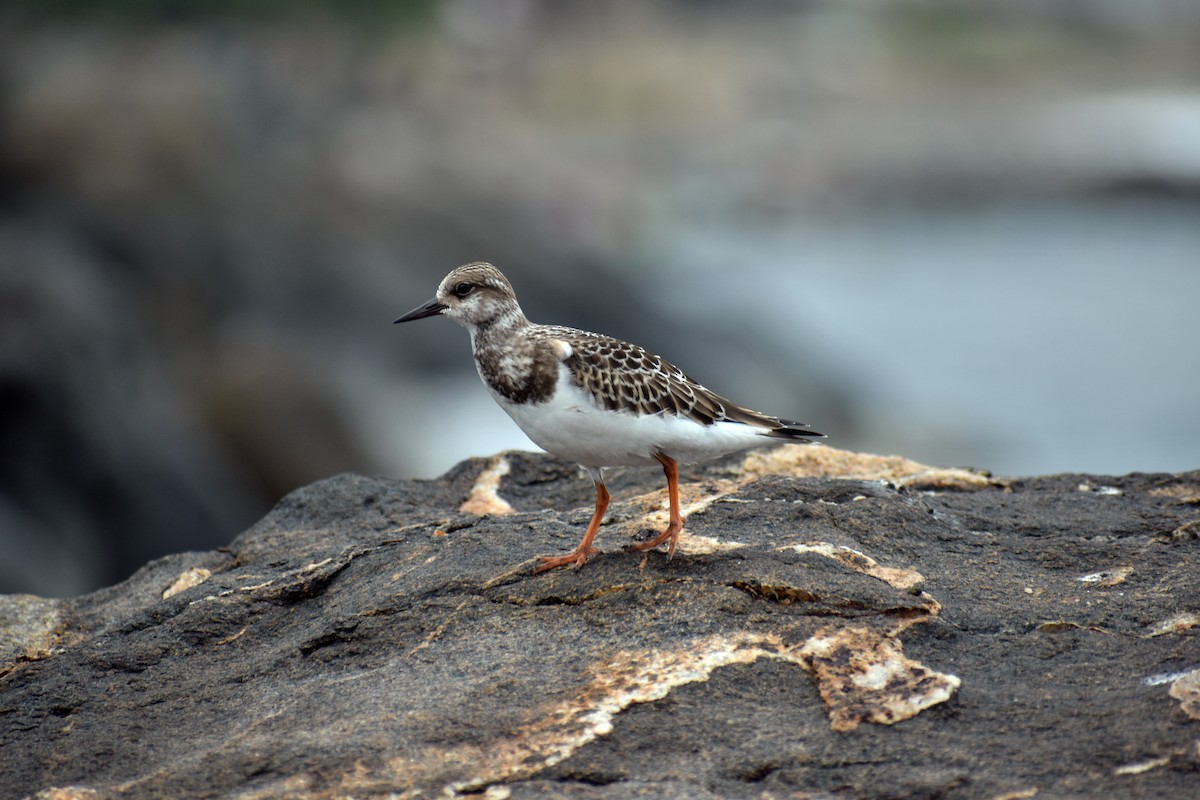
488,368,772,467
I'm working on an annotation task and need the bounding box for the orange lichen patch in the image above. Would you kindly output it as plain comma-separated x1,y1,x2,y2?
29,789,103,800
459,454,515,516
1167,520,1200,540
1149,484,1200,504
1169,669,1200,721
796,625,961,732
162,567,212,599
741,446,999,490
673,533,748,555
1077,566,1133,587
226,772,315,799
784,542,925,592
990,789,1039,800
626,479,741,518
616,479,743,543
1145,612,1200,637
1114,756,1172,776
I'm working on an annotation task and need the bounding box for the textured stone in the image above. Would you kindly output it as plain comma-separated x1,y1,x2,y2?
2,447,1198,799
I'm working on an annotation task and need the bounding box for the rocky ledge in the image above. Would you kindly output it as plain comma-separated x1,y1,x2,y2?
2,447,1199,799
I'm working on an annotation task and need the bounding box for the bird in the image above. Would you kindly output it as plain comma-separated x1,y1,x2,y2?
394,262,824,572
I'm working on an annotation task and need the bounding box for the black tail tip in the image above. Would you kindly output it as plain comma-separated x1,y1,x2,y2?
770,424,825,442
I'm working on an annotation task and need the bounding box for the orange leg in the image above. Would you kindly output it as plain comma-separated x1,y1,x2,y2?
631,453,684,557
536,478,610,572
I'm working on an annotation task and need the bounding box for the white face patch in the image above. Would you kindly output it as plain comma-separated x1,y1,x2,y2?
442,289,525,330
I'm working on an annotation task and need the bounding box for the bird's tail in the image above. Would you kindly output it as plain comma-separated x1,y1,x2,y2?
764,419,825,443
722,401,825,444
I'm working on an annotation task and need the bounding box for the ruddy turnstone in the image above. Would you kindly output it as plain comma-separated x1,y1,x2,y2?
395,262,824,572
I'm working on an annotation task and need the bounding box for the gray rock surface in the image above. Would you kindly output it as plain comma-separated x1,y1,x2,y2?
2,447,1199,799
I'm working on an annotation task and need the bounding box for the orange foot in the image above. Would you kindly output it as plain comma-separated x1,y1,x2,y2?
628,451,684,558
628,524,682,557
534,545,599,573
535,476,610,574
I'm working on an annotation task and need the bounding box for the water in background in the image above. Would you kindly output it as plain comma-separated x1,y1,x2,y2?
665,199,1200,477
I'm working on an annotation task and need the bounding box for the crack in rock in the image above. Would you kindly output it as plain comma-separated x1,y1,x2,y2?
189,547,361,607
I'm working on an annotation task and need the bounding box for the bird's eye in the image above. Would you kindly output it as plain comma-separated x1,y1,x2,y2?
452,282,474,298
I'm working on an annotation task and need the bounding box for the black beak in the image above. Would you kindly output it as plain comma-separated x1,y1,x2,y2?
394,298,447,324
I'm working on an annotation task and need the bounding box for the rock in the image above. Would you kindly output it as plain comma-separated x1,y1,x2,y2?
2,447,1198,799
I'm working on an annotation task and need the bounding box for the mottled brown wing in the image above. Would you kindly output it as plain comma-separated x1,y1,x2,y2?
541,326,740,426
540,325,824,440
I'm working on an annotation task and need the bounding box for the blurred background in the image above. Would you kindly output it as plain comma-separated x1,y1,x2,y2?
2,0,1198,597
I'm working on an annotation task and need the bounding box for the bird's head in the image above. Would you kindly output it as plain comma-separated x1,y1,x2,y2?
394,262,523,331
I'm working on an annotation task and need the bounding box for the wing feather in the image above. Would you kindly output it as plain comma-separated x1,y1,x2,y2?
537,325,823,441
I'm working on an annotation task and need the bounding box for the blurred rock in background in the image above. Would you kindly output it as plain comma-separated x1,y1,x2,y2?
2,0,1198,596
